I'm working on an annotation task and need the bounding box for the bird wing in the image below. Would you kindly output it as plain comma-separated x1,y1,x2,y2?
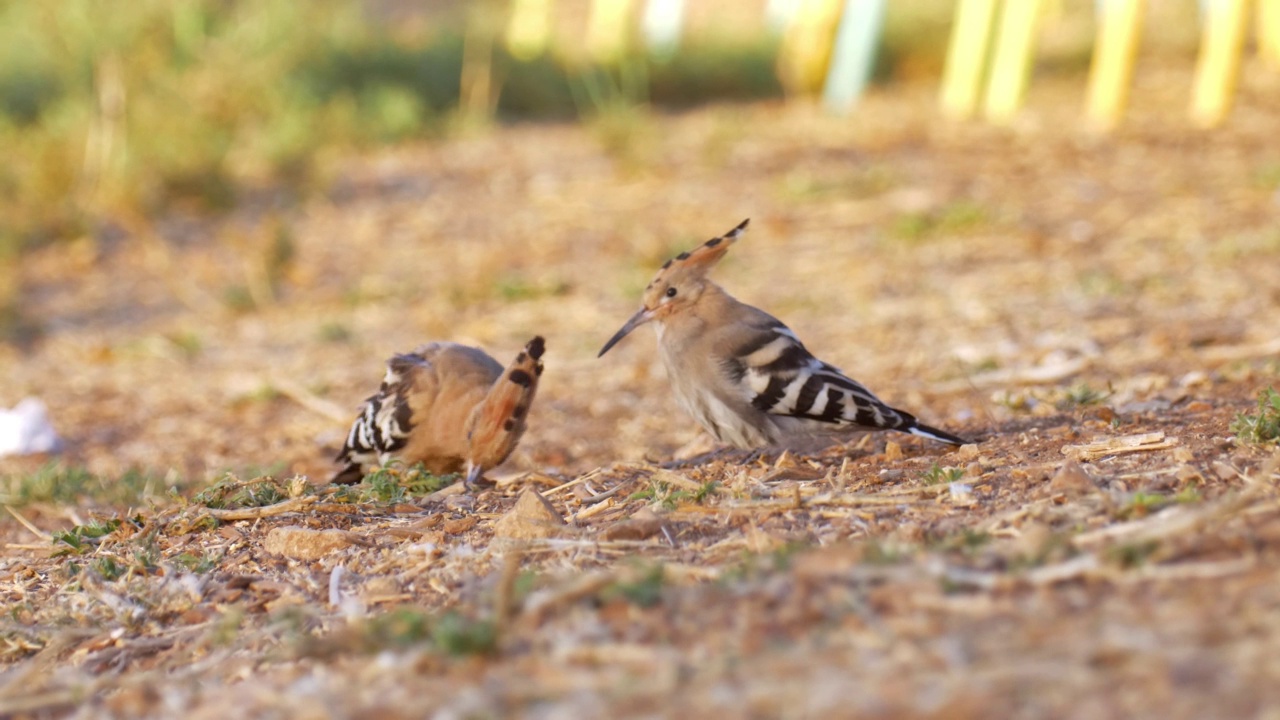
335,351,427,465
723,317,908,431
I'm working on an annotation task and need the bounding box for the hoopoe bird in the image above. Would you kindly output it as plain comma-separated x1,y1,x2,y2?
333,336,545,486
598,220,968,451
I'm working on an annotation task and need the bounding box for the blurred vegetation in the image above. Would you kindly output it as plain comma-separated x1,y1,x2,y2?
0,462,168,506
0,0,1165,256
0,0,784,251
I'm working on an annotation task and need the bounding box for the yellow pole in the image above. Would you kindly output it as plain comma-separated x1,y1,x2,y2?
940,0,999,119
587,0,636,63
1085,0,1144,131
506,0,553,61
777,0,845,97
1190,0,1249,128
982,0,1044,124
1259,0,1280,67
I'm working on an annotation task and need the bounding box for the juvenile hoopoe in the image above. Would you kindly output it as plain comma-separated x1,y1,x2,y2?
599,220,968,451
333,336,545,486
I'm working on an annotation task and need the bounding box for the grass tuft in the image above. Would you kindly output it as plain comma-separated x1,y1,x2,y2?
1,464,167,507
922,463,964,486
604,563,665,608
1056,382,1113,410
430,612,499,657
335,463,452,504
1230,387,1280,444
51,517,124,557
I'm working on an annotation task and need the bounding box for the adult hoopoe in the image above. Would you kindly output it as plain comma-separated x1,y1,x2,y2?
598,220,968,451
333,336,545,486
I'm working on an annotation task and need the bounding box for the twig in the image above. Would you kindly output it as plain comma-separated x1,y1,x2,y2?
571,497,617,523
270,375,351,424
1200,337,1280,362
1128,555,1257,582
0,688,82,716
1072,491,1265,548
542,468,609,497
723,494,917,510
494,549,524,630
204,495,318,520
933,355,1089,392
5,505,50,541
581,485,624,506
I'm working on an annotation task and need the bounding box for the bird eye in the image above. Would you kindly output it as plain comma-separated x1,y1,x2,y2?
665,287,677,298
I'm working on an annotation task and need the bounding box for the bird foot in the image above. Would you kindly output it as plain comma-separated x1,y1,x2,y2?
660,447,770,469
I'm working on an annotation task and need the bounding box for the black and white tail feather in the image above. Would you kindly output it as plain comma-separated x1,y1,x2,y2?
332,353,421,484
732,321,968,446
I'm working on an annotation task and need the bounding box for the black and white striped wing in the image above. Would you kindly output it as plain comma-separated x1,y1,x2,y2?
733,324,908,429
729,323,967,445
336,353,421,467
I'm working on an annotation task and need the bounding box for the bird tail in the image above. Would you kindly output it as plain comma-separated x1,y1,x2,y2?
465,336,546,474
904,420,969,446
887,406,969,445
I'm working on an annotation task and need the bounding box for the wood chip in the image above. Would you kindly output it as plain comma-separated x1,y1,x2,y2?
442,516,479,535
1048,460,1097,497
1062,432,1175,461
263,526,354,560
494,489,565,540
599,508,664,541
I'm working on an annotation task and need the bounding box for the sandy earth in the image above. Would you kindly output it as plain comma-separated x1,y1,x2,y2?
2,66,1280,717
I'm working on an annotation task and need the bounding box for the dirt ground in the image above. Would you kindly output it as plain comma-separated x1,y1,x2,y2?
3,65,1280,718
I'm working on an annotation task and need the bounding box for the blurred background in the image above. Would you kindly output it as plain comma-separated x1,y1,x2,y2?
0,0,1223,256
1,0,1278,495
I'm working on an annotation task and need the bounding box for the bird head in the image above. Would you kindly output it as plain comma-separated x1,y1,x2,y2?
598,218,748,357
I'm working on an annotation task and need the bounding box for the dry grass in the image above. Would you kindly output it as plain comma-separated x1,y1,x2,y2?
3,63,1280,717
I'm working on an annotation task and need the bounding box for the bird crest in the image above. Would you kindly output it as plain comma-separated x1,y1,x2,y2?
648,218,748,290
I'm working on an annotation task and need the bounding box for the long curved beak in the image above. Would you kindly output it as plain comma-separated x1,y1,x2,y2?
598,308,654,357
464,461,484,488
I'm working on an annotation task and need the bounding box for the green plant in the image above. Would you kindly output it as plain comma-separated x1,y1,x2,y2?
335,463,452,504
604,563,665,608
317,321,352,343
939,529,992,554
922,463,964,486
174,551,219,574
692,480,720,503
1056,382,1113,410
2,465,164,507
1108,539,1160,569
51,518,123,557
890,201,989,243
628,478,671,506
362,608,433,650
193,473,292,509
91,556,127,581
1117,492,1169,520
663,480,721,508
3,464,93,505
1230,387,1280,444
430,612,498,657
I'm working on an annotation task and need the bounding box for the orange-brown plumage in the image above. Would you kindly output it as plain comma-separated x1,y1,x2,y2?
598,219,968,451
333,336,545,486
